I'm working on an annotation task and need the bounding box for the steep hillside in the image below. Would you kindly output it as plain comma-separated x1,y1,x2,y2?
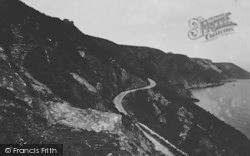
110,46,250,89
0,0,250,156
0,0,161,155
216,63,250,79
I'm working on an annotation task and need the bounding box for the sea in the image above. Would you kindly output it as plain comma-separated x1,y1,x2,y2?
191,80,250,139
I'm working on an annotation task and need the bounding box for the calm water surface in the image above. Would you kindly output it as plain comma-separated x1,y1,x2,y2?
192,80,250,138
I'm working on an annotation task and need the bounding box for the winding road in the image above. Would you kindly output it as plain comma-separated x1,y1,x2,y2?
113,78,156,115
113,78,188,156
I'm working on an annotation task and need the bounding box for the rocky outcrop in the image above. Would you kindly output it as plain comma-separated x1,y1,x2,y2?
48,102,122,133
192,58,222,73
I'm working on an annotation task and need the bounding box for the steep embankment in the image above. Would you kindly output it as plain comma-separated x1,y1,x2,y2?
123,83,250,156
113,78,188,156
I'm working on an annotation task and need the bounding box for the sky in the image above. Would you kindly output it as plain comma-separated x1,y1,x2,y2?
21,0,250,71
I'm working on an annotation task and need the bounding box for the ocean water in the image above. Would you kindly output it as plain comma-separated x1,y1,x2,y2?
191,80,250,138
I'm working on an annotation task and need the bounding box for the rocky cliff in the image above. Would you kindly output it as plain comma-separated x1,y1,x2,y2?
215,62,250,79
0,0,250,156
111,46,250,90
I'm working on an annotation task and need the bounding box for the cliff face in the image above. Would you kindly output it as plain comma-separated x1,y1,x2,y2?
109,46,250,90
0,0,250,156
215,63,250,79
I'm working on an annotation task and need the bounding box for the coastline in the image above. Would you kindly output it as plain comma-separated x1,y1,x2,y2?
190,79,250,139
187,79,238,90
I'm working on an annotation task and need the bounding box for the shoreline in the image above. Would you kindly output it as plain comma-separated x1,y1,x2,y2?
189,78,250,90
187,79,239,90
190,79,250,139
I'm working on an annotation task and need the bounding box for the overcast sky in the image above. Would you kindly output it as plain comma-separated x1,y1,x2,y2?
21,0,250,71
